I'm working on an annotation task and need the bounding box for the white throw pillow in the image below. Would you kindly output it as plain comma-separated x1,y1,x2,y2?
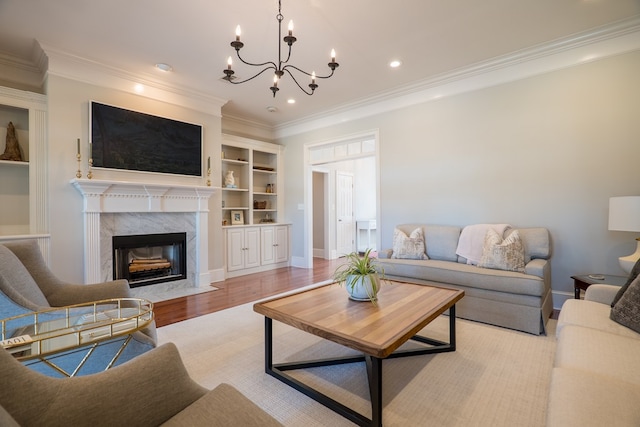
391,227,428,260
478,229,525,272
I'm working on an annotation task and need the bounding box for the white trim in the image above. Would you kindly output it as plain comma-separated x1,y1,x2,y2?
41,44,228,114
275,17,640,138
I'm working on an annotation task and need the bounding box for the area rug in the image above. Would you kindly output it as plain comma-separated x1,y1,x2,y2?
158,290,557,426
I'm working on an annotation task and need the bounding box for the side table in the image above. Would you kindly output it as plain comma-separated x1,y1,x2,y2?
571,274,627,299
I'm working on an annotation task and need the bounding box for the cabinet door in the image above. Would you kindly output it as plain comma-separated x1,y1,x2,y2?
226,228,246,272
244,227,261,269
274,226,289,264
261,226,276,265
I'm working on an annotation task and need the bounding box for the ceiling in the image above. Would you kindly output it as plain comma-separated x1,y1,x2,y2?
0,0,639,129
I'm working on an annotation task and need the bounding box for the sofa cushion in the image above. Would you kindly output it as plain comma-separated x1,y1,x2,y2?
394,224,461,262
478,229,525,272
557,299,640,340
547,367,640,427
611,275,640,333
0,245,49,311
555,324,640,386
611,257,640,307
378,258,545,297
391,227,427,260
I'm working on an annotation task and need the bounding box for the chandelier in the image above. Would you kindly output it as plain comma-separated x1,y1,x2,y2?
222,0,339,97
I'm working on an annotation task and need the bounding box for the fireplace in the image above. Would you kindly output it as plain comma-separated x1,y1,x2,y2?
113,232,187,288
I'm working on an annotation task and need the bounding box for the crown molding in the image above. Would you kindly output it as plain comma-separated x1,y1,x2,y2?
41,44,228,115
274,16,640,139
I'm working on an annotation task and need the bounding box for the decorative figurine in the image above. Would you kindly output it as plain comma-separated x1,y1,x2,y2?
0,122,22,161
224,170,236,188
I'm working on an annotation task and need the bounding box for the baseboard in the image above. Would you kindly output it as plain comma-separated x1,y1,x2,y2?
290,256,308,268
551,290,573,311
208,268,226,283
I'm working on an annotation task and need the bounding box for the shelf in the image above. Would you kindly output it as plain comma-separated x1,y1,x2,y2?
222,207,249,210
222,187,249,192
222,158,248,165
253,191,277,196
0,160,28,167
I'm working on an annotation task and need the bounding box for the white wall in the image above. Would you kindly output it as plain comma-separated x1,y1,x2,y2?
280,50,640,308
45,75,224,282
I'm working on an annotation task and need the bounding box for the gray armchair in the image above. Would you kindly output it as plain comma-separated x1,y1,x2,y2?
0,240,156,376
0,343,283,427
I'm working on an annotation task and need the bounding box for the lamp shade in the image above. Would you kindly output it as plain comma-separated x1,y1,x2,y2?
609,196,640,232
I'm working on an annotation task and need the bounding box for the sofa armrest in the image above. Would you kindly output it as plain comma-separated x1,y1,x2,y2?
585,284,619,306
524,258,548,279
45,279,132,306
378,249,393,259
0,343,206,426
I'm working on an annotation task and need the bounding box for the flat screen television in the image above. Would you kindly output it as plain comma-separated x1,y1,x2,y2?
90,101,203,176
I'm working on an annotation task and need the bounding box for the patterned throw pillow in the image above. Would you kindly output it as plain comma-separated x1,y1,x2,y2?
611,275,640,334
391,227,428,260
478,229,525,272
611,257,640,307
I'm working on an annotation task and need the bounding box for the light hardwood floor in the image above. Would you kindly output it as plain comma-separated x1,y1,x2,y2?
154,258,340,327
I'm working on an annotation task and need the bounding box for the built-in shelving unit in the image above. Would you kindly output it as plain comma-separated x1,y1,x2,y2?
220,134,289,278
220,135,283,226
0,87,48,257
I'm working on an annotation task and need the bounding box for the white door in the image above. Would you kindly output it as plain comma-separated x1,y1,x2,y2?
261,226,276,265
244,227,261,268
226,228,245,272
274,225,289,263
336,171,355,256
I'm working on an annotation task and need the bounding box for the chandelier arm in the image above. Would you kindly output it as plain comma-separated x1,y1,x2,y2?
283,68,314,96
225,66,277,85
282,64,336,80
235,51,278,69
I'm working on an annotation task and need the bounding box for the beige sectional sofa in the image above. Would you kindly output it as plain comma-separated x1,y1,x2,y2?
377,224,553,335
547,283,640,426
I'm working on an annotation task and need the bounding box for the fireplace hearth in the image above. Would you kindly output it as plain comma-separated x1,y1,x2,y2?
113,232,187,288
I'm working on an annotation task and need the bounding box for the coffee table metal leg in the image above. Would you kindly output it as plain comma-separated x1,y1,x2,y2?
365,356,382,426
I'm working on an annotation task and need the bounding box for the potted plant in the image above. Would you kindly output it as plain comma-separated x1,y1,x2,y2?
332,248,387,304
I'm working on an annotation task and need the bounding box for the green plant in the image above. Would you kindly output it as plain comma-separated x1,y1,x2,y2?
332,248,387,304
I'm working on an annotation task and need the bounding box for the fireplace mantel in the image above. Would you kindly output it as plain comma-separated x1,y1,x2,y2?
71,179,217,213
71,178,217,287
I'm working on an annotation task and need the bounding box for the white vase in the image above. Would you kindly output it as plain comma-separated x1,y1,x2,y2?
346,274,380,302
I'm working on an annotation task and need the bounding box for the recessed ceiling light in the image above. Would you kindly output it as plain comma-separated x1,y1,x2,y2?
287,99,296,104
389,60,402,68
134,83,144,93
155,63,173,72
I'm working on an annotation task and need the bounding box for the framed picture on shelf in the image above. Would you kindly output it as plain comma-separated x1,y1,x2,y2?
231,210,244,225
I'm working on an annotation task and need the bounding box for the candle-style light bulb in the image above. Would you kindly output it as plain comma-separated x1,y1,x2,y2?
331,49,336,62
288,20,294,36
311,71,316,84
227,56,233,69
273,74,278,87
235,25,241,41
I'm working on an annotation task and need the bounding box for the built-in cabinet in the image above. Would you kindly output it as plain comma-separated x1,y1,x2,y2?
221,134,289,278
0,86,49,258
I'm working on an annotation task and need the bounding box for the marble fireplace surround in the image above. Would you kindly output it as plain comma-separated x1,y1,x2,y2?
71,179,216,296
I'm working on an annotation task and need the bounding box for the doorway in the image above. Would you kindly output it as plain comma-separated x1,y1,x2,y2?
304,131,380,267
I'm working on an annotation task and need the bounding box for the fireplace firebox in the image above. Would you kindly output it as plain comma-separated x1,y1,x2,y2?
112,232,187,288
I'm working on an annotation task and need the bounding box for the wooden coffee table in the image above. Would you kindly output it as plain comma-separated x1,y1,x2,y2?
253,280,464,427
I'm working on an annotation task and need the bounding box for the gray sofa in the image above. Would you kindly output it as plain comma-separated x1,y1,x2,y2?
547,284,640,426
0,342,283,426
377,224,552,335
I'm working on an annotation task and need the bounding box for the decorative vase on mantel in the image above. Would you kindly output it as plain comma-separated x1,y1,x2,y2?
345,273,380,302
